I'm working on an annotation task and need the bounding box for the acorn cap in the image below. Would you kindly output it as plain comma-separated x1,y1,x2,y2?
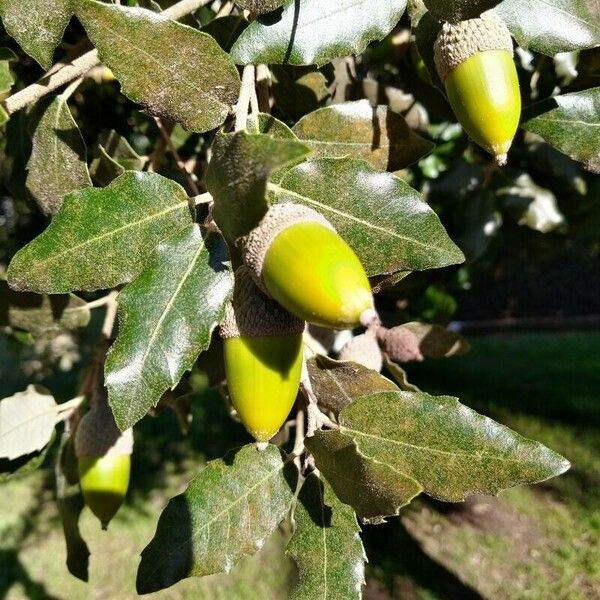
338,329,383,372
75,402,133,458
219,266,305,339
377,326,424,363
243,203,334,292
434,11,513,82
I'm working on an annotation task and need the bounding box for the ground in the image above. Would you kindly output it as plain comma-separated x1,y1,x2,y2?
1,331,599,599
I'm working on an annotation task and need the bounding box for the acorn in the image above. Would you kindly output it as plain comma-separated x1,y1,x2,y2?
220,266,305,446
243,203,376,329
75,400,132,530
434,11,521,165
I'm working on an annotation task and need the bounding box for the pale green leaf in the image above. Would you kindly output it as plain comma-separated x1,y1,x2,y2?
306,431,422,523
7,172,193,294
269,158,465,277
27,96,92,216
522,87,600,173
0,0,72,68
74,0,240,132
499,0,600,56
339,391,571,501
136,444,296,593
287,473,366,599
106,226,233,431
293,100,434,170
231,0,408,66
206,130,311,243
0,385,57,460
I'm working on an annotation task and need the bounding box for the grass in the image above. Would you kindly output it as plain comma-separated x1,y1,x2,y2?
1,331,599,599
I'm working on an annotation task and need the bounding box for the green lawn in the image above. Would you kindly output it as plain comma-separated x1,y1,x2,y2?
1,332,599,599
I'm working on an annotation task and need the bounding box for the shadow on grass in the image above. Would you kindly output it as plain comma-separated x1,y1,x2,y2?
0,548,61,600
362,518,483,600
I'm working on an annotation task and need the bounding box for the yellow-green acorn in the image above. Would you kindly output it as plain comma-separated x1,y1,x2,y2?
220,266,304,446
434,11,521,165
75,401,132,530
243,203,376,329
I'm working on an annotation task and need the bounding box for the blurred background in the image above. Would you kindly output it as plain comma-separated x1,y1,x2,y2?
1,1,599,598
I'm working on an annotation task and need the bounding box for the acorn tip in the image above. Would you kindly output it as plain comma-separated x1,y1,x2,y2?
494,153,508,167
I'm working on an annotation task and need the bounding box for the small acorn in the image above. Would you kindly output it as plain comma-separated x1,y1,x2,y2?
243,203,376,329
75,400,132,530
220,266,305,445
434,11,521,165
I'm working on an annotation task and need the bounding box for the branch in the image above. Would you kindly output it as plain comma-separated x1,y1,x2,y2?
235,65,256,132
101,291,119,340
3,0,211,116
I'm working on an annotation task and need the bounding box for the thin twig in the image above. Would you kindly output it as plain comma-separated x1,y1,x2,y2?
255,64,271,113
101,291,119,339
235,65,256,132
153,116,201,195
56,396,85,421
301,359,338,437
3,0,211,116
293,408,305,469
193,192,213,206
215,0,234,17
84,294,115,311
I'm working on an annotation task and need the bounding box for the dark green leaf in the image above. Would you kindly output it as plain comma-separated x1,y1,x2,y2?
306,431,422,523
522,87,600,173
27,96,92,216
0,47,17,96
137,444,296,593
412,10,444,92
7,172,193,294
200,15,249,52
498,0,600,56
74,0,240,132
307,354,397,415
287,473,366,599
339,391,571,501
248,112,298,139
55,433,89,581
230,0,408,66
106,226,233,431
1,107,32,202
293,100,433,170
0,0,72,68
235,0,285,14
0,280,90,339
90,130,145,187
0,429,55,482
206,130,311,243
270,158,465,277
383,357,421,392
271,65,330,121
423,0,502,22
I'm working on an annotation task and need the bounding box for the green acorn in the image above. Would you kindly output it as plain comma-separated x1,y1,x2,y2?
434,11,521,165
75,400,132,530
220,266,305,446
243,203,376,329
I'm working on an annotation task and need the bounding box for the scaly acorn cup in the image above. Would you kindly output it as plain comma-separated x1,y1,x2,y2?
75,401,133,530
220,266,305,446
434,11,521,165
243,203,376,328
